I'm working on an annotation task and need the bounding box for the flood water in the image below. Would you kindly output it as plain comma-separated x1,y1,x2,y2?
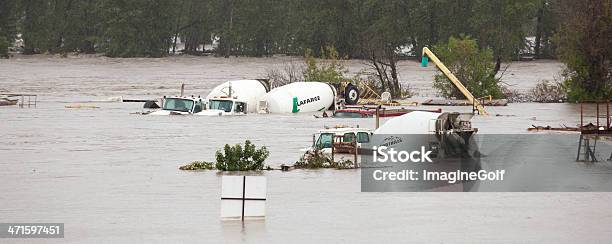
1,55,612,243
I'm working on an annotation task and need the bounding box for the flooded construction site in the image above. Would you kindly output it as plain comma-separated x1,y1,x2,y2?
1,55,612,242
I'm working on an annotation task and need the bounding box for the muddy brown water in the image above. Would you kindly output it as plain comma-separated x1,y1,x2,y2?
1,55,611,243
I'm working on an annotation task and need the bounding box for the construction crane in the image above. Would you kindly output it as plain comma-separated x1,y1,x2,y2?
421,47,488,115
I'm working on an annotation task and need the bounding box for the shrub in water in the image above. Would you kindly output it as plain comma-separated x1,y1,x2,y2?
179,161,215,170
215,140,269,171
531,80,566,103
432,36,503,99
295,149,354,169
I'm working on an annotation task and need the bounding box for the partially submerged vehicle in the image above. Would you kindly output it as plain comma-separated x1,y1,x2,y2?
149,79,361,116
258,82,339,113
149,79,268,116
330,107,443,118
310,126,374,153
198,97,248,116
369,111,478,161
301,126,373,165
149,96,205,115
205,79,270,115
301,111,478,167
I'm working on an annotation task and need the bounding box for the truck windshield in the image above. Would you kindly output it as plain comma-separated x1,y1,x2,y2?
163,98,194,112
209,100,233,112
315,133,333,149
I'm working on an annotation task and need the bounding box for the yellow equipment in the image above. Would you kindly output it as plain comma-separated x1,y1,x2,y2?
421,47,488,115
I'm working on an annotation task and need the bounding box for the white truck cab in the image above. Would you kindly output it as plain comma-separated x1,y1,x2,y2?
205,79,269,115
300,126,373,165
149,96,204,115
309,126,373,154
196,97,248,116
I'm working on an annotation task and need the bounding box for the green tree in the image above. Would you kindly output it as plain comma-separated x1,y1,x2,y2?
355,0,411,97
100,0,174,57
0,0,19,57
303,46,347,84
470,0,538,60
215,140,269,171
174,0,213,55
21,0,54,54
432,36,503,99
46,0,101,53
533,0,558,58
555,0,612,101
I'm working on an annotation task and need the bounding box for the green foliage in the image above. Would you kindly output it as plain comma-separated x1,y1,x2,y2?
0,0,19,54
295,150,331,169
432,36,503,99
179,161,215,170
100,0,174,57
469,0,538,59
303,46,348,84
0,36,8,58
4,0,552,60
294,149,355,169
20,0,53,54
215,140,269,171
530,80,566,102
555,0,611,101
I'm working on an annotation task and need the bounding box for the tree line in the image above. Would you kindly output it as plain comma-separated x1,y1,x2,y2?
0,0,556,58
0,0,609,100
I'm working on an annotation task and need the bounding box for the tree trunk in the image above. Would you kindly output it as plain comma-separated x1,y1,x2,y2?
225,0,233,58
534,1,545,58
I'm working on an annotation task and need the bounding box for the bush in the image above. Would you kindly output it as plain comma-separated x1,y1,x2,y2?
294,149,355,169
531,80,566,103
432,36,503,99
179,161,215,170
303,46,348,84
215,140,269,171
555,0,611,102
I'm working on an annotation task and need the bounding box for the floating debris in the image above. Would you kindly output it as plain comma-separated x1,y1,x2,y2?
0,97,18,106
0,93,37,107
527,124,579,132
422,98,508,106
65,104,100,109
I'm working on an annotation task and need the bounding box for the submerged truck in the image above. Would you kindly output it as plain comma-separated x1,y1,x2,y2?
201,79,270,116
258,82,338,113
150,80,359,116
149,96,205,115
149,79,268,116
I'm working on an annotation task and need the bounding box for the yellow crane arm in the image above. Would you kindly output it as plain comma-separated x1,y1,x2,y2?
421,47,488,115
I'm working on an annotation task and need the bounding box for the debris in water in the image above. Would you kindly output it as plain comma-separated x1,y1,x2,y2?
528,124,579,132
422,98,508,106
65,104,100,109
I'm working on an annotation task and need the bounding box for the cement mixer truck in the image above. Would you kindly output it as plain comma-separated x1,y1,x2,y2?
258,81,360,114
150,79,360,116
201,80,360,115
198,79,270,116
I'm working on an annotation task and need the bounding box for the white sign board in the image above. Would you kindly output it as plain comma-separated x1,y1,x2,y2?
221,176,267,220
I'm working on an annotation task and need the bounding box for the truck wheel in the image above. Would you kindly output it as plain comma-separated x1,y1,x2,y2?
344,84,360,105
